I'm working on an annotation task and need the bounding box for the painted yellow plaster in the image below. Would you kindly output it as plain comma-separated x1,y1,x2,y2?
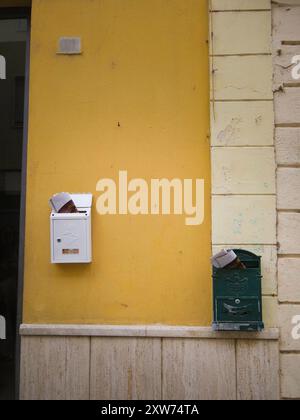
23,0,211,325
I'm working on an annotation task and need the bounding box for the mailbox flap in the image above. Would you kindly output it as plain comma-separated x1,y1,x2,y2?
71,193,93,209
232,249,261,262
215,297,262,323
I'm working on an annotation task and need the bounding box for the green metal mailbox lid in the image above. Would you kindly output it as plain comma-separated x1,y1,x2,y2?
213,250,262,298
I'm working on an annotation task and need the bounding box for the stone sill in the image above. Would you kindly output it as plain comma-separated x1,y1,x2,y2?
20,324,279,340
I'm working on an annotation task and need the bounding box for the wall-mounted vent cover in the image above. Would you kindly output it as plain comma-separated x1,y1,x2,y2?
57,37,82,55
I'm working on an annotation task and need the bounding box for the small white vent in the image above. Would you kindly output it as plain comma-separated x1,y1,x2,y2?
57,37,82,55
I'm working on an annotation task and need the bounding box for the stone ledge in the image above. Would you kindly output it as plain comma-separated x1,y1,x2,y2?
20,324,280,340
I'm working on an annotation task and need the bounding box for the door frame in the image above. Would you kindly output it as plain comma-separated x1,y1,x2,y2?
0,6,31,400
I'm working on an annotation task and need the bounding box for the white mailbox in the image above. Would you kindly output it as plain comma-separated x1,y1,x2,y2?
50,194,92,264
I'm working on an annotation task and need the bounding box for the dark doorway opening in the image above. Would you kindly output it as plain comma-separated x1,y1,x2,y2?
0,9,30,400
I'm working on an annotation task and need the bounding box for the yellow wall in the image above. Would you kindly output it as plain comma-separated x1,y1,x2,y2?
23,0,211,326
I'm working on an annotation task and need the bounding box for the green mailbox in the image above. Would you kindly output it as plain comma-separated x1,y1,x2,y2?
212,249,264,332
